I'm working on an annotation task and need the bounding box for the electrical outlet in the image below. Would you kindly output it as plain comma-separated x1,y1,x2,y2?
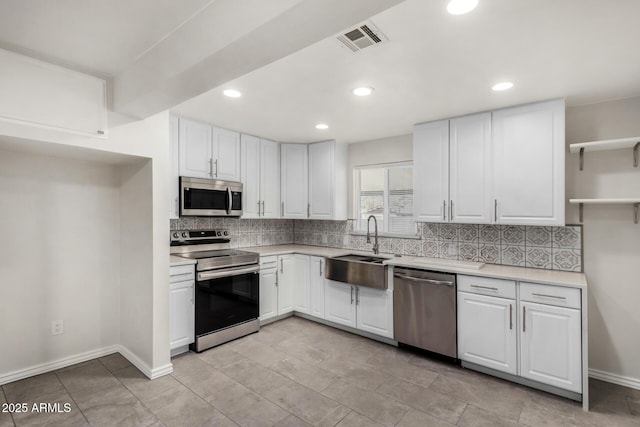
52,320,64,335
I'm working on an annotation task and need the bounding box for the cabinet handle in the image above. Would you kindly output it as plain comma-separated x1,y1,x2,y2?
523,305,526,333
261,201,265,216
356,287,360,305
509,304,512,330
319,261,323,277
280,258,284,273
351,286,354,304
532,293,567,300
275,273,278,287
214,159,218,177
494,199,498,222
281,202,284,217
450,200,453,221
262,261,276,265
307,203,311,218
209,159,213,177
470,284,498,291
257,201,261,216
443,200,446,221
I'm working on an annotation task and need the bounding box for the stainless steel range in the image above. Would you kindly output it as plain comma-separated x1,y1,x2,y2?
170,229,260,352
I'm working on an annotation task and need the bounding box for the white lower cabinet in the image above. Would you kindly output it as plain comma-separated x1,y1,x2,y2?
458,291,517,375
520,301,582,393
324,280,357,328
457,275,582,394
259,255,294,322
309,256,326,319
259,267,278,321
169,264,195,352
293,254,311,314
355,286,394,339
325,280,394,339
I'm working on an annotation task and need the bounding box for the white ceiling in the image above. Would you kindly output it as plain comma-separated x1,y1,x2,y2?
1,0,640,144
172,0,640,144
0,0,212,76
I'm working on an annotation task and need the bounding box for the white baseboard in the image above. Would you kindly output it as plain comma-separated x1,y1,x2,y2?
118,345,173,380
0,345,173,386
0,345,119,386
590,368,640,390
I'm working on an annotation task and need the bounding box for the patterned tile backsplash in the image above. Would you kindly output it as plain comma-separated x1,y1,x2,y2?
169,218,582,272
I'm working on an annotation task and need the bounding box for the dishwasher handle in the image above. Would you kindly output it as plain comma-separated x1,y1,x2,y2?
393,273,454,287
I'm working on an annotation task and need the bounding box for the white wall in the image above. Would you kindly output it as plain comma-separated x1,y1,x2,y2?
347,134,413,217
0,149,120,378
565,96,640,385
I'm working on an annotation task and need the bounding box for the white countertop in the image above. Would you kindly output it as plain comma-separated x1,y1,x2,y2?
170,255,197,267
245,244,587,289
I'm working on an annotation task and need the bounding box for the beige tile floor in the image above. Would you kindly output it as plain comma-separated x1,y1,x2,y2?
1,316,639,426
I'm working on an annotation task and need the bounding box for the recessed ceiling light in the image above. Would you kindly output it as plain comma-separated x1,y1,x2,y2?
447,0,478,15
315,124,329,130
492,82,514,91
353,87,374,96
223,89,242,98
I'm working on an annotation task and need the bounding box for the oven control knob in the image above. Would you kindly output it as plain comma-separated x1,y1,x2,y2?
223,231,229,236
181,232,188,238
216,231,222,236
172,232,179,239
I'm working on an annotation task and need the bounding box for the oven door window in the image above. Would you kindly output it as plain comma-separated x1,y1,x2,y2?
195,271,259,336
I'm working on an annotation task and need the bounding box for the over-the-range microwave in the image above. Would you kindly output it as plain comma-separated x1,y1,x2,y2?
179,177,242,217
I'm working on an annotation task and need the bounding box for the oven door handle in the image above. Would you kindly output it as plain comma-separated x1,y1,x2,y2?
197,265,259,281
226,187,232,215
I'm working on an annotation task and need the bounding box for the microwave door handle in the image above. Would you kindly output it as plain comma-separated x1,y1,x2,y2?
226,187,232,215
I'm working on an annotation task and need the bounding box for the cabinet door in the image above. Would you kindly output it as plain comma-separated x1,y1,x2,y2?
458,292,517,375
450,113,492,224
492,99,565,225
241,134,261,218
277,255,295,315
281,144,309,218
213,127,241,181
414,120,450,222
260,139,281,218
259,269,278,322
169,280,194,349
293,254,310,314
169,115,180,219
178,118,213,179
520,301,582,392
324,280,357,328
308,141,334,219
356,287,394,339
309,256,325,319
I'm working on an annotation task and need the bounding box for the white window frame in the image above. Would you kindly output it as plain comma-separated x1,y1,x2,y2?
353,161,416,237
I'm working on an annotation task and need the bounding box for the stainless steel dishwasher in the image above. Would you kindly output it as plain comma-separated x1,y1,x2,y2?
393,267,457,358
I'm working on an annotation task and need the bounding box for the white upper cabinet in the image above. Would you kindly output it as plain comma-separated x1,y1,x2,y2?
308,140,348,220
179,118,213,179
260,139,281,218
212,126,241,181
177,118,241,182
414,120,450,222
281,143,309,218
492,99,565,225
0,49,107,137
450,113,492,223
241,134,261,218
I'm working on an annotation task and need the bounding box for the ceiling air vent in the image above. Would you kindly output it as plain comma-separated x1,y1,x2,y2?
336,21,387,53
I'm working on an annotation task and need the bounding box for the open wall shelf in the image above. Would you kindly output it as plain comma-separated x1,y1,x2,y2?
569,136,640,170
569,199,640,224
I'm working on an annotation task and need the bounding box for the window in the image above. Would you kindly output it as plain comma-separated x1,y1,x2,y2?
354,162,416,236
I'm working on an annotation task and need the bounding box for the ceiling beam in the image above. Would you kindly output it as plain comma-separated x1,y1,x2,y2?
112,0,407,118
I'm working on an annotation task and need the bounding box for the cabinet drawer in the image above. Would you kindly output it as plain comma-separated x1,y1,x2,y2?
260,256,278,269
458,275,516,299
519,282,581,309
170,265,195,283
